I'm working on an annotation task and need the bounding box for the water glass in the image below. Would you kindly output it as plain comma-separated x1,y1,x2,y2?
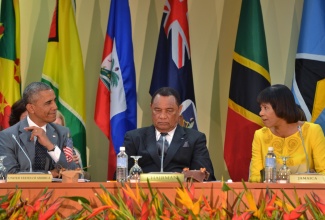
129,156,143,183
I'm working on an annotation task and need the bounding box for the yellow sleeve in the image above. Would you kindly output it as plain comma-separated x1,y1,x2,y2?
307,123,325,174
249,129,265,182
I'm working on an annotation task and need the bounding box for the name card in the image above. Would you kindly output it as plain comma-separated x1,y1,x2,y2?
140,172,184,182
7,173,52,182
289,173,325,183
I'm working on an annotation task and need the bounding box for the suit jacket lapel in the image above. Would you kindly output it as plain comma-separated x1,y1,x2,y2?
163,125,186,168
18,118,36,162
146,125,161,169
17,121,62,170
46,124,60,146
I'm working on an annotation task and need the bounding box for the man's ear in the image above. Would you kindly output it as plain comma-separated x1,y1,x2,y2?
26,103,34,114
178,105,183,115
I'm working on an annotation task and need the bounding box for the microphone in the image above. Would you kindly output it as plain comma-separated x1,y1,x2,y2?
12,134,33,173
160,135,166,172
297,125,310,173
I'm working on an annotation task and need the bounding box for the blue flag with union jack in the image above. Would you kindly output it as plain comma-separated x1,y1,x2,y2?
149,0,197,130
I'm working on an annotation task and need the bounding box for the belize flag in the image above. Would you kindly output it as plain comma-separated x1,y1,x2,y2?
292,0,325,132
94,0,137,180
150,0,197,130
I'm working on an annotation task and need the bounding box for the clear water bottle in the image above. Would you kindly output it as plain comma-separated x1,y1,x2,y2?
116,146,128,182
264,146,276,183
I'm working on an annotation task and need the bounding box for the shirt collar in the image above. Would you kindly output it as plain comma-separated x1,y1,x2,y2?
27,116,47,132
155,126,177,141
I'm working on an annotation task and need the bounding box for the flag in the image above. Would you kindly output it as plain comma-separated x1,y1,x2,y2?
41,0,87,168
224,0,271,182
292,0,325,132
63,147,74,163
94,0,137,180
0,0,21,130
149,0,197,130
63,133,74,163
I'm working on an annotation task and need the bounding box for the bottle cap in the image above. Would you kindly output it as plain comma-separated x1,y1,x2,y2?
268,146,273,151
120,146,125,151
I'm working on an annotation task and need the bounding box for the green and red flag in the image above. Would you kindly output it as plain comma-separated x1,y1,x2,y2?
0,0,21,130
224,0,271,181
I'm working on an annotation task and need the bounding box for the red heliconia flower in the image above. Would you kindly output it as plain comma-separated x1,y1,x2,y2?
0,201,9,210
265,192,277,217
311,191,325,214
232,211,253,220
122,189,133,211
38,198,63,220
160,209,171,220
33,191,53,211
85,205,111,219
23,205,34,218
140,200,150,220
283,204,307,220
202,195,217,218
186,182,195,200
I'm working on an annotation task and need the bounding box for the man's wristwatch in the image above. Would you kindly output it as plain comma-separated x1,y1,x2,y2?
47,145,57,152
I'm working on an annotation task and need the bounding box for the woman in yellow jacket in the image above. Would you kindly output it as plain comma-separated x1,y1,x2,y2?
249,84,325,183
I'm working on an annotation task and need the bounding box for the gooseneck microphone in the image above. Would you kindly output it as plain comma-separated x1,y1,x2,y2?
297,125,310,173
160,135,166,173
12,134,33,173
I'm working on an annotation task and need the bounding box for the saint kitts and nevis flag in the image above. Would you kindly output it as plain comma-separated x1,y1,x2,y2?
94,0,137,180
292,0,325,133
150,0,197,130
0,0,21,130
224,0,271,182
41,0,87,167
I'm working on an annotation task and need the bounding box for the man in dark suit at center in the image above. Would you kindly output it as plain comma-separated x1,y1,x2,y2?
124,87,216,181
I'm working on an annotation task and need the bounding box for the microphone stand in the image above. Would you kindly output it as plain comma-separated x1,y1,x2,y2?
160,135,165,173
12,134,33,173
297,125,311,174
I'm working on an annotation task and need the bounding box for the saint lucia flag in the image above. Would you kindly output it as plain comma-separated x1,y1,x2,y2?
150,0,197,130
42,0,87,167
224,0,271,182
94,0,137,180
292,0,325,132
0,0,21,130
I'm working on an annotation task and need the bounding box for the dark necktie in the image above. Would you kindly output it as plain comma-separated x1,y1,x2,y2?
34,140,48,171
157,133,169,157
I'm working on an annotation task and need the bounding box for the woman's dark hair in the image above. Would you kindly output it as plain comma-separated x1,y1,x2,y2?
9,99,26,126
296,104,307,121
257,84,300,123
151,87,181,106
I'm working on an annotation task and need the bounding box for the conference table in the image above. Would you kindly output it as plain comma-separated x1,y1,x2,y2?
1,181,324,217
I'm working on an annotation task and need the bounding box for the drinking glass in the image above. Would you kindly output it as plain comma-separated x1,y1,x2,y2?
0,155,7,183
277,156,291,183
129,156,143,183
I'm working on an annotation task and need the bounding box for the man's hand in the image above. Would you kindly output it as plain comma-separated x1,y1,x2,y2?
73,155,79,164
49,168,60,178
24,126,54,151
